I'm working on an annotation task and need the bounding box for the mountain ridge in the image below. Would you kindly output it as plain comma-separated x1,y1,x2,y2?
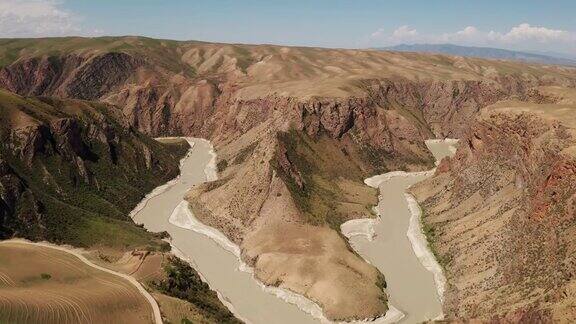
410,86,576,322
0,88,187,247
377,43,576,67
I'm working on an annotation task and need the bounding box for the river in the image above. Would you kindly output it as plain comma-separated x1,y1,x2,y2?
342,139,458,323
131,138,319,324
132,137,457,324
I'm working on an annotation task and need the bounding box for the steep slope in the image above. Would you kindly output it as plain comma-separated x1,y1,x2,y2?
187,127,392,320
0,88,186,247
0,89,242,323
2,36,576,320
1,36,575,139
410,89,576,322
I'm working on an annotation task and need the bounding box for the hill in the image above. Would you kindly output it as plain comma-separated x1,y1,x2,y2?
0,88,242,323
0,241,157,324
410,86,576,322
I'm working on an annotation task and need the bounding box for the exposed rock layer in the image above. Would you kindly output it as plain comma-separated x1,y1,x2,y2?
411,105,576,322
0,89,186,247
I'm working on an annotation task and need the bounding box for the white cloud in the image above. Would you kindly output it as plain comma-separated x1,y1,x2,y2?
496,23,570,43
391,25,418,40
368,23,576,54
0,0,100,37
370,27,385,38
390,25,418,42
439,26,483,44
456,26,478,37
370,25,419,42
441,23,572,44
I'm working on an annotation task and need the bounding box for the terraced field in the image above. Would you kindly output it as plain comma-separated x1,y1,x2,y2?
0,241,157,324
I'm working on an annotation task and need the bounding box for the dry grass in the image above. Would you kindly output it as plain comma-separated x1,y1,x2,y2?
87,249,166,282
485,87,576,129
155,137,189,145
0,242,155,324
152,292,215,324
2,36,576,100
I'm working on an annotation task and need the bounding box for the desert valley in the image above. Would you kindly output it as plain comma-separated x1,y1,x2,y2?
1,4,576,323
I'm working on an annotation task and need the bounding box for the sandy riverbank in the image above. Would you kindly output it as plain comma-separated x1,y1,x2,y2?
170,197,408,324
170,201,327,320
405,193,446,303
166,141,330,323
129,139,196,219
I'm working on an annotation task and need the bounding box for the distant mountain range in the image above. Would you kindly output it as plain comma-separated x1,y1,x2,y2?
377,43,576,66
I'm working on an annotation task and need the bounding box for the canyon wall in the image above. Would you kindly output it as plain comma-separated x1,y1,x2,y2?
0,89,187,247
411,105,576,322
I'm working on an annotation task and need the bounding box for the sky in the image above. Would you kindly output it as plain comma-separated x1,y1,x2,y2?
1,0,575,56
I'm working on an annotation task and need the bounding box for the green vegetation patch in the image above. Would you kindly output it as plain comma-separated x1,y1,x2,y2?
232,142,258,165
420,206,452,269
0,93,190,250
216,159,228,172
272,129,373,229
153,257,243,324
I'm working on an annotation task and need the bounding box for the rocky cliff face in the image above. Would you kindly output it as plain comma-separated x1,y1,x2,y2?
411,107,576,322
0,53,143,100
0,158,43,238
1,37,575,142
0,89,187,247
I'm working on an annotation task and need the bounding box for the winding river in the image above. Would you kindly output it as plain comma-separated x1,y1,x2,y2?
132,138,457,324
131,138,319,324
342,139,458,323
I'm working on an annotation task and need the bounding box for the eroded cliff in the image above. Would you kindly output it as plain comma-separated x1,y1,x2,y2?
0,89,187,247
411,95,576,322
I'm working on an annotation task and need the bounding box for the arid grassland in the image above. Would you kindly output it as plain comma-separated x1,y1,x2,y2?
0,242,155,324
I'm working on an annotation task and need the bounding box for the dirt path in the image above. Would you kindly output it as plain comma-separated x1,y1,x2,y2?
0,239,163,324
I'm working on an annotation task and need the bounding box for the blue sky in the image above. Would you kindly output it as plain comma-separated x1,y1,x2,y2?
1,0,575,54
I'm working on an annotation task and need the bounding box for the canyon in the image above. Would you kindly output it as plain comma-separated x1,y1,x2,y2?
0,88,237,322
1,36,576,322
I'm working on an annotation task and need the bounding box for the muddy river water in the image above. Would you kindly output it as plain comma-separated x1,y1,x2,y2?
344,139,458,323
132,138,319,324
132,138,457,324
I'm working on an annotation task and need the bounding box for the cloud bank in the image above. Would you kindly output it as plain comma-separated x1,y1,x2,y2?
0,0,99,37
370,23,576,54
